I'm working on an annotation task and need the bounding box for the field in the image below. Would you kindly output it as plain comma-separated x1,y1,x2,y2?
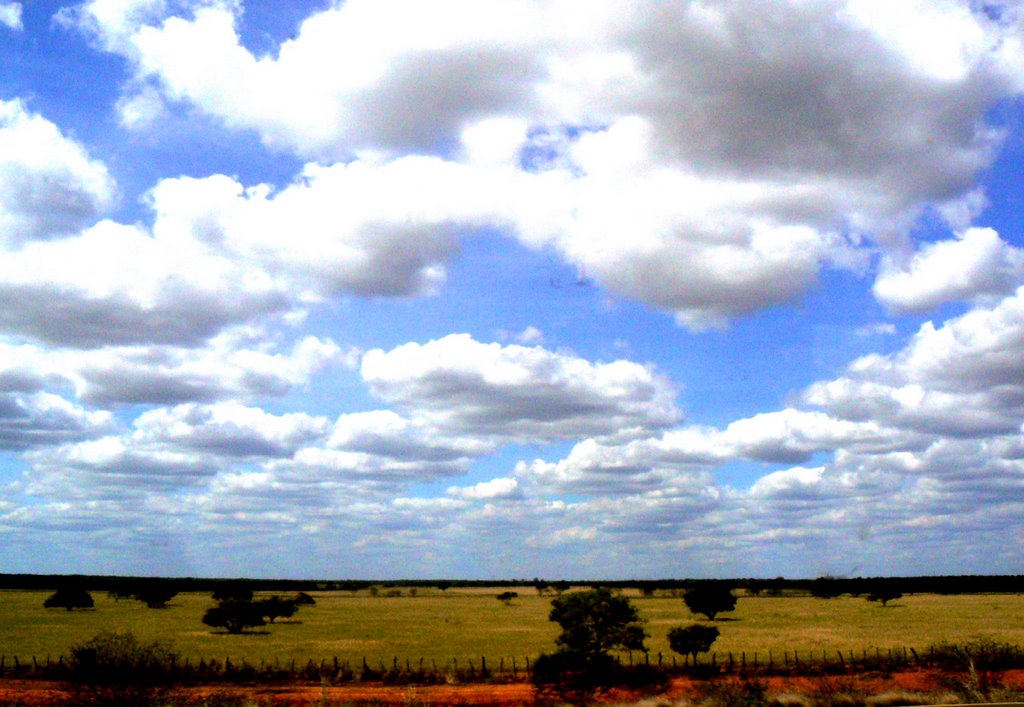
3,587,1024,668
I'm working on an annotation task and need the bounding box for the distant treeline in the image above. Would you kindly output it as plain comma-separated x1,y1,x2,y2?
2,573,1024,595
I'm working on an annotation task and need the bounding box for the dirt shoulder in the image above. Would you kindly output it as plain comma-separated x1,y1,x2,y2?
3,669,1023,706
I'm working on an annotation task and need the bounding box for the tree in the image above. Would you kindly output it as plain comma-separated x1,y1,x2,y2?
549,587,648,660
212,585,253,602
810,576,845,599
258,596,298,623
683,584,737,620
293,591,316,605
533,588,652,703
867,588,903,607
44,587,94,611
131,585,178,609
202,600,266,634
667,624,720,663
496,591,518,605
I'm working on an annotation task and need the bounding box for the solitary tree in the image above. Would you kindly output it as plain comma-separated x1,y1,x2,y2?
202,600,266,634
132,585,178,609
683,584,737,620
533,588,655,703
44,587,94,611
667,624,720,663
533,588,650,702
549,587,648,659
496,591,518,605
867,588,903,607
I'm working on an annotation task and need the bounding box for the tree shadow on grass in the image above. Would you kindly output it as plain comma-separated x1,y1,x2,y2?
207,630,271,636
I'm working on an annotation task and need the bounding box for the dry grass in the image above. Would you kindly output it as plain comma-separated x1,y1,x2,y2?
3,588,1024,669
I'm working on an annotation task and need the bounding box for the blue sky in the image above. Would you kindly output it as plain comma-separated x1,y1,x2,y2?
2,0,1024,580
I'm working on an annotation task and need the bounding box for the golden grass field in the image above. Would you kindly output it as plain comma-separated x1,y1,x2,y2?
2,587,1023,668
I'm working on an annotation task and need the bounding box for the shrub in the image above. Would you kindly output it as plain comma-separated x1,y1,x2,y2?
63,632,177,706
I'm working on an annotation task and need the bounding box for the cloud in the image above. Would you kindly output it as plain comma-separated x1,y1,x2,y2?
805,287,1024,435
67,332,344,405
360,333,680,441
447,477,521,501
130,402,330,458
327,410,490,463
0,2,22,30
0,392,114,451
0,100,116,245
61,0,1023,328
874,228,1024,311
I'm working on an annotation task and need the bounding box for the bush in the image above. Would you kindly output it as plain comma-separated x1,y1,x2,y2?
63,632,177,707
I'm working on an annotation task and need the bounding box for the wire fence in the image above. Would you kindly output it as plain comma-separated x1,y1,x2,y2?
3,643,1023,684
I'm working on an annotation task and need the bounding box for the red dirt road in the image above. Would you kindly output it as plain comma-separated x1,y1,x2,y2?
3,670,1023,705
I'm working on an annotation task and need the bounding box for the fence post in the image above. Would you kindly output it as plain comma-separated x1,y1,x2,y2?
512,657,516,677
525,656,530,676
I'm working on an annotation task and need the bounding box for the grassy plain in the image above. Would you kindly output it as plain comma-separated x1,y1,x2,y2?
2,588,1023,667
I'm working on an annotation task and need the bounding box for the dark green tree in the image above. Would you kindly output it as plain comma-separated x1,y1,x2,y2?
809,576,845,599
683,584,737,620
258,596,298,623
867,588,903,607
496,591,518,605
44,587,94,611
131,585,178,609
549,587,648,659
202,600,266,634
533,588,654,704
211,585,253,602
667,624,720,663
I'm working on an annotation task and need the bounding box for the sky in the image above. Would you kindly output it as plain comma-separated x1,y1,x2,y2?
2,0,1024,580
